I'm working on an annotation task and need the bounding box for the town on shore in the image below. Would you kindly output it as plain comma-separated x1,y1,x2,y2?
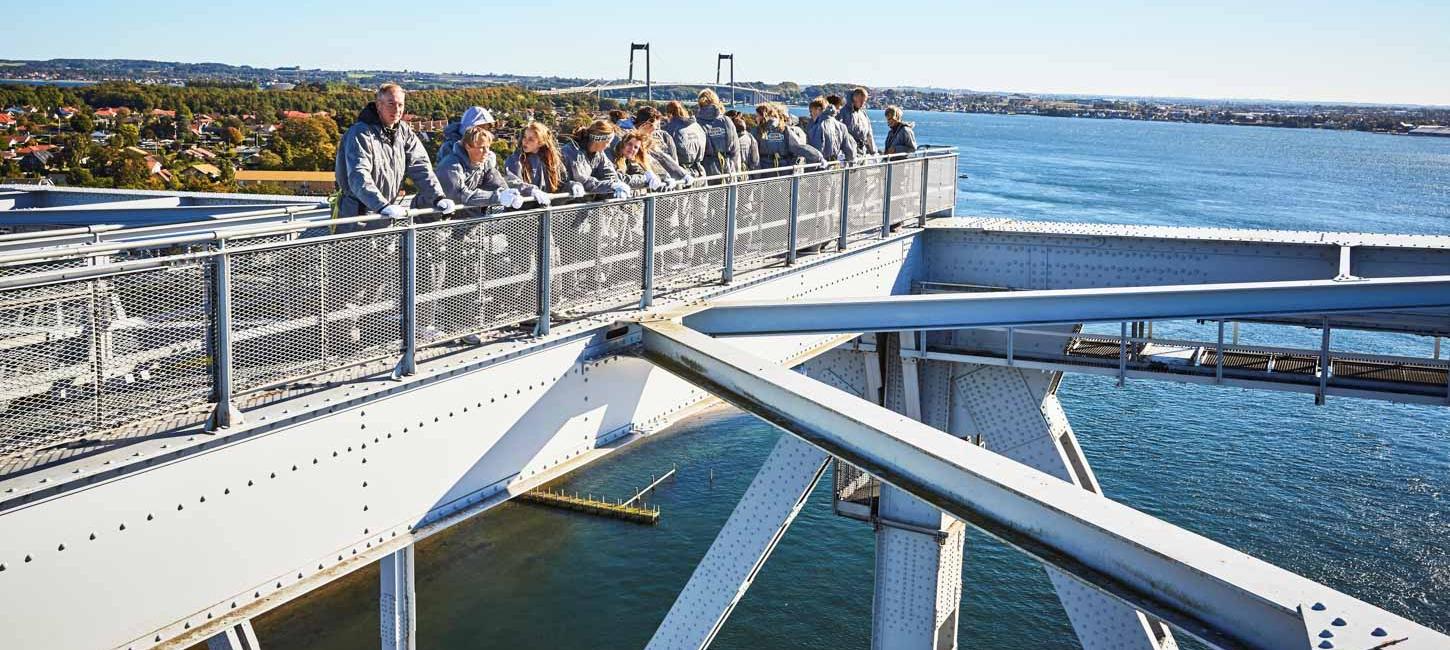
2,58,1446,194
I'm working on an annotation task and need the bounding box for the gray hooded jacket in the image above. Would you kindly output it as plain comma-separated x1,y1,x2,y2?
838,103,878,155
334,102,446,216
560,138,620,194
807,111,856,164
663,115,708,173
883,121,917,155
435,141,512,209
738,129,760,171
754,120,823,171
695,105,740,176
649,128,678,163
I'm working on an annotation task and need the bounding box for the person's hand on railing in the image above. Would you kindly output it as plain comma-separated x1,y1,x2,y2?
435,198,457,215
380,205,408,219
645,171,665,192
681,173,695,187
497,188,525,210
569,182,586,199
526,185,552,207
610,181,632,200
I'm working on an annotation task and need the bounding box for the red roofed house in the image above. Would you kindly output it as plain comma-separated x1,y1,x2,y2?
151,109,177,119
0,114,15,128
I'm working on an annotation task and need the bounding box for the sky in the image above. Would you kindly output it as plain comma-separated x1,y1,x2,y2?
11,0,1450,106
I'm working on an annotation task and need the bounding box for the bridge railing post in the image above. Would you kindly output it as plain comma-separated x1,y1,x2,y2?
723,184,737,284
787,174,800,265
641,196,655,309
881,161,894,238
393,224,418,379
205,244,241,431
918,156,931,227
535,210,552,337
838,167,851,251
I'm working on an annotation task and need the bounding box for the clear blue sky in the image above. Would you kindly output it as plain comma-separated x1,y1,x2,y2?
13,0,1450,105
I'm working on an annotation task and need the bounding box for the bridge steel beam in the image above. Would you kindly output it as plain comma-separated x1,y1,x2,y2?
943,357,1175,650
380,545,417,650
204,621,260,650
869,331,967,650
639,320,1450,650
684,275,1450,336
0,231,921,650
644,433,829,650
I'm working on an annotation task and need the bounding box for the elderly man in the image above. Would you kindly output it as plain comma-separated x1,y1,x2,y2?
838,86,878,157
334,83,455,226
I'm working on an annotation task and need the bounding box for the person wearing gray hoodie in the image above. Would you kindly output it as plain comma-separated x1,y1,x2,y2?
838,87,878,156
333,84,454,225
561,120,631,199
806,97,855,165
694,89,740,178
662,101,708,179
434,125,522,214
882,105,918,155
752,102,822,175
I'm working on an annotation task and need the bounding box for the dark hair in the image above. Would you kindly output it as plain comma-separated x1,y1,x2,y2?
808,97,828,111
728,113,748,134
825,94,844,108
607,109,629,124
633,105,662,124
851,87,869,99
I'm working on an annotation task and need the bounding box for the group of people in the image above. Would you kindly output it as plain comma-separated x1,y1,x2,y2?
332,83,920,222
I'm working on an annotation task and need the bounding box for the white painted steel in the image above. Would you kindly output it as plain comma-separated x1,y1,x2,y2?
644,433,829,650
872,331,965,650
0,231,919,650
380,546,416,650
638,321,1450,649
684,275,1450,336
951,363,1173,650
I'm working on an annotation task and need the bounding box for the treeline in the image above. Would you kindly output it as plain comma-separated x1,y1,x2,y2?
0,81,596,127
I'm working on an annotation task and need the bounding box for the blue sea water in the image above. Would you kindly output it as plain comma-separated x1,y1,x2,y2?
253,112,1450,649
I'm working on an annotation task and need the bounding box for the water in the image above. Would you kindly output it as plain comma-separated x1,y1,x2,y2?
253,112,1450,648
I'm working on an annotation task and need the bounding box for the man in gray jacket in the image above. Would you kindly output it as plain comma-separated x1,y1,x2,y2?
806,97,855,165
838,87,878,157
333,84,455,226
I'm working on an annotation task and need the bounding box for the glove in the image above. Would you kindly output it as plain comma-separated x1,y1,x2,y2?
497,188,524,209
611,181,632,200
645,171,665,191
569,182,585,199
531,187,552,206
680,173,695,186
435,198,457,215
380,205,408,219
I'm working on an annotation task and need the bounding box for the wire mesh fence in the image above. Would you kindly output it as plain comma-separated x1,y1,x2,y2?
796,172,843,250
550,201,645,316
888,159,924,226
732,177,793,272
654,187,729,289
845,165,887,241
0,154,959,458
924,155,957,215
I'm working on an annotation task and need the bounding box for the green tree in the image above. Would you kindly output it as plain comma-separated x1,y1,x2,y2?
70,112,94,134
117,123,140,148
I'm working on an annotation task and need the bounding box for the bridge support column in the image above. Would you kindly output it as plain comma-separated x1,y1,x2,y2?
380,545,417,650
205,620,261,650
947,360,1175,650
871,331,965,650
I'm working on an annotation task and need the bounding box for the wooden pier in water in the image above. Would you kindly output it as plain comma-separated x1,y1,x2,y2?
519,467,676,525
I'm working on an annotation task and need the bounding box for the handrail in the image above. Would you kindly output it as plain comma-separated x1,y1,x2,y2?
0,150,959,449
0,147,955,268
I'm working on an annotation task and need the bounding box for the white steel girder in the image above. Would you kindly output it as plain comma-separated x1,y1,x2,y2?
947,361,1174,650
872,331,966,650
0,234,919,650
380,546,417,650
638,320,1450,650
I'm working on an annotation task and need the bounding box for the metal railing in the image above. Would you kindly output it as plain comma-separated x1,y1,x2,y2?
0,150,957,457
